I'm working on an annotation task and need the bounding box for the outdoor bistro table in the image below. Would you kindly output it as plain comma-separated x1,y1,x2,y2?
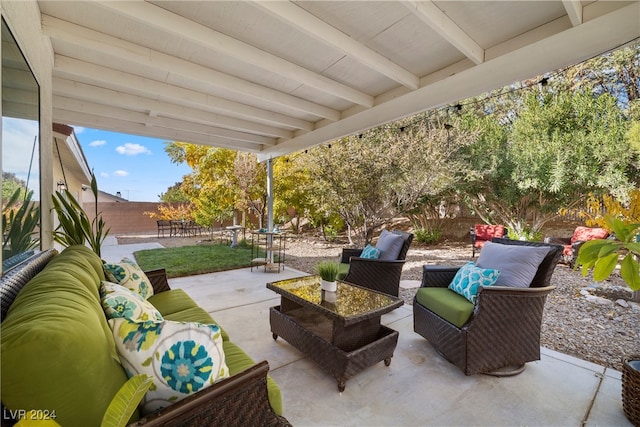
267,275,403,392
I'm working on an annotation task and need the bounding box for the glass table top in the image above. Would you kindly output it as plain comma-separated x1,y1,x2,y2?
267,275,402,318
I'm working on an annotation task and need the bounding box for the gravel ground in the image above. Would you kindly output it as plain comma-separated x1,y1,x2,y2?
119,233,640,371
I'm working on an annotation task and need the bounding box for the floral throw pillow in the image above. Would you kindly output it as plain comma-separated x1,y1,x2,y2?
104,257,154,299
108,318,229,415
100,281,163,322
448,262,501,304
360,244,381,259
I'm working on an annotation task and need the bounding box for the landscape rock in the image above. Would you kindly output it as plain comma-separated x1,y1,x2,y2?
616,299,629,308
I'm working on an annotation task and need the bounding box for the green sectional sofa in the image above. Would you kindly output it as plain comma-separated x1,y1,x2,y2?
1,245,289,426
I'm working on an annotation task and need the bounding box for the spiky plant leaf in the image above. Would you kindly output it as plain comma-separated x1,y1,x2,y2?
100,374,152,427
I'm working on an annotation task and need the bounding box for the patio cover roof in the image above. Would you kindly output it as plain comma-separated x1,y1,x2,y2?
40,1,640,161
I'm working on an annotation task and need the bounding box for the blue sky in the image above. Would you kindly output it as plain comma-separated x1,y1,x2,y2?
76,128,192,202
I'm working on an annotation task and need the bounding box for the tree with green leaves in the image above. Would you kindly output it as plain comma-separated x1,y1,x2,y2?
272,153,317,233
165,143,267,229
2,172,27,203
159,182,189,203
457,89,636,238
294,112,474,244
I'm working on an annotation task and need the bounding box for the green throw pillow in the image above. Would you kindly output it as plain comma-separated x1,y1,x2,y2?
104,257,154,299
100,281,163,322
448,262,500,303
109,318,229,415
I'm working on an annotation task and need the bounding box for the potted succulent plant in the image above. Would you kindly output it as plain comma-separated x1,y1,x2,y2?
576,215,639,425
317,260,339,292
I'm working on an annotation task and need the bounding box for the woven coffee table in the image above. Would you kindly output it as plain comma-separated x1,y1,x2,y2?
267,275,403,392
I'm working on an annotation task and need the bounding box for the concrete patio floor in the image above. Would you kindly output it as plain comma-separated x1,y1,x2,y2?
103,240,632,426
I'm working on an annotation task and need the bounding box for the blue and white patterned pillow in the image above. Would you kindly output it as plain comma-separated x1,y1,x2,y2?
108,317,229,415
104,257,154,299
100,281,163,322
360,244,381,259
448,262,500,303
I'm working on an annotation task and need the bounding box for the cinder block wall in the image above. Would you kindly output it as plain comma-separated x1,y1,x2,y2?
83,202,241,235
84,202,160,235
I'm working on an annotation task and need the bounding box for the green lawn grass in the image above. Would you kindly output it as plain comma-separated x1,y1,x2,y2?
134,242,264,278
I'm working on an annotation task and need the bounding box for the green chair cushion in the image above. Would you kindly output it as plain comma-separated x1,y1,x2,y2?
163,306,231,342
222,341,283,416
337,262,349,280
415,287,475,328
1,246,131,427
147,289,199,316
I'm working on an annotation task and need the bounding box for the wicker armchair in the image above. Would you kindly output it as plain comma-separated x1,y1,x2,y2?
413,238,562,376
339,230,413,297
544,226,609,267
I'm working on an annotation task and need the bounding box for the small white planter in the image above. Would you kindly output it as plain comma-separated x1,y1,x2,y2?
323,289,337,304
321,279,337,292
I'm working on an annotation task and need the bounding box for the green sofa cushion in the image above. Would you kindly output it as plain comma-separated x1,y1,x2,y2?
1,246,131,427
162,306,231,342
223,341,283,416
415,287,475,328
2,246,282,424
337,262,349,280
147,288,199,316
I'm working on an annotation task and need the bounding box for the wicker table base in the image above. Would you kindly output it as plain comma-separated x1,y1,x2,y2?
270,305,399,392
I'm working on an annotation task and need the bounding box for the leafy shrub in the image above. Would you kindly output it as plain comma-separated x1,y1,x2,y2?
323,225,339,241
414,228,442,245
507,228,543,241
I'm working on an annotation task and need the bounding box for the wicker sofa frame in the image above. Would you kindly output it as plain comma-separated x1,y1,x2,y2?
0,251,290,427
413,238,563,376
340,230,413,297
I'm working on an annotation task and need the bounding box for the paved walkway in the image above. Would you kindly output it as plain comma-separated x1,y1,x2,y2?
102,240,632,426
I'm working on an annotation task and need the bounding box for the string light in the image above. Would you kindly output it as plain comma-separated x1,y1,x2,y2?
300,36,639,151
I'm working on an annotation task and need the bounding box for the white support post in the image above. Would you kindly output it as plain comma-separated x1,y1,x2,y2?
266,158,274,262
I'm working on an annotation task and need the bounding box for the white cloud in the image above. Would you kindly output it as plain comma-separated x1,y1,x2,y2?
74,127,86,134
113,170,129,177
89,139,106,147
100,172,109,178
2,118,41,199
115,143,151,156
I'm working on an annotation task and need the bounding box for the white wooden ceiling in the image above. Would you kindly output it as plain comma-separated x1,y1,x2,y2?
39,1,640,161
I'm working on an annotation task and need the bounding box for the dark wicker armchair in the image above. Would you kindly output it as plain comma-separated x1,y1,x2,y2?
413,238,562,376
339,230,413,297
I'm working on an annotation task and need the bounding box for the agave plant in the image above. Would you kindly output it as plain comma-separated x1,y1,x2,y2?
51,172,109,257
2,188,40,259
